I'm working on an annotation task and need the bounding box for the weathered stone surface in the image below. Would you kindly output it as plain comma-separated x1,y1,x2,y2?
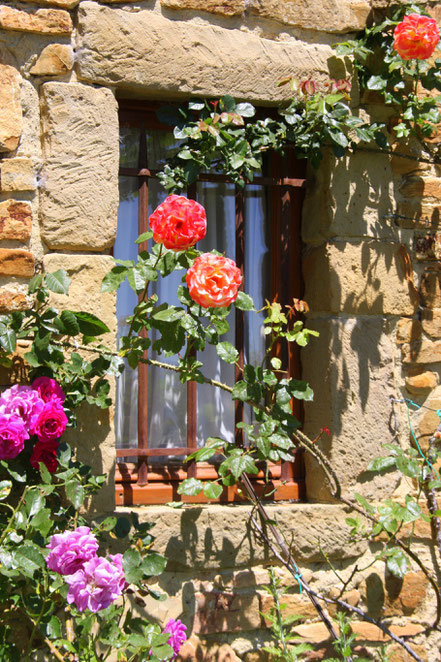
397,199,441,230
198,644,241,662
401,338,441,364
388,642,428,662
302,317,400,502
0,248,34,276
40,83,118,250
422,307,441,338
302,151,397,244
43,254,116,514
0,200,32,241
400,176,441,200
242,652,269,662
76,2,334,102
30,44,74,76
292,620,424,643
0,288,28,312
193,590,261,633
161,0,244,15
415,231,441,260
396,318,421,345
0,64,22,152
405,371,438,394
124,504,367,569
0,158,35,191
0,6,72,34
20,0,78,7
387,571,428,615
261,592,318,624
248,0,370,33
303,241,417,315
420,269,441,308
17,80,41,160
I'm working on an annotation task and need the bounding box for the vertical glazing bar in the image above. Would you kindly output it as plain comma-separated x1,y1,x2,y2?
186,183,198,478
137,123,149,486
235,186,245,447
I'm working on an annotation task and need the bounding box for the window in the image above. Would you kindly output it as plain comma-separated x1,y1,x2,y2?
115,100,306,505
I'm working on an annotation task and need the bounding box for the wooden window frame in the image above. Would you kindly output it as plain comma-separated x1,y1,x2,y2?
115,100,307,506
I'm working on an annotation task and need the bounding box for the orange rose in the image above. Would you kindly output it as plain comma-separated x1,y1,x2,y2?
186,253,242,308
393,13,440,60
149,195,207,251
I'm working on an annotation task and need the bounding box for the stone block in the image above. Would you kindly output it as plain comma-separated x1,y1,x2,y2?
396,318,421,345
401,338,441,364
0,248,34,276
302,317,401,502
303,241,417,316
30,44,74,76
0,6,72,33
400,176,441,200
161,0,244,14
76,2,334,103
242,653,269,662
415,231,441,260
387,642,428,662
40,83,118,251
302,150,397,244
247,0,370,33
0,64,22,152
20,0,78,7
193,590,261,633
421,307,441,338
0,288,28,312
260,592,318,624
420,269,441,308
0,200,32,241
386,571,428,615
405,371,438,395
0,158,35,191
396,199,441,230
197,644,241,662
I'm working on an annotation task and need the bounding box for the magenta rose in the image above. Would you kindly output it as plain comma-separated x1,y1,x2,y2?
34,401,67,442
46,526,99,575
108,554,128,592
65,556,126,612
163,619,187,659
0,413,29,460
32,377,65,405
30,440,59,474
0,385,44,435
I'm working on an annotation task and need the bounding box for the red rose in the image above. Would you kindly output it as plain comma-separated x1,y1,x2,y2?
34,401,67,442
393,13,440,60
30,440,58,473
149,195,207,251
186,253,242,308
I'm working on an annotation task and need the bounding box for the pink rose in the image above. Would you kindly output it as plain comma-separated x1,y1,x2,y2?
0,385,44,435
163,619,187,659
393,13,440,60
32,377,65,405
0,413,29,460
30,440,59,474
34,401,67,442
65,556,126,612
149,195,207,251
186,253,242,308
46,526,99,575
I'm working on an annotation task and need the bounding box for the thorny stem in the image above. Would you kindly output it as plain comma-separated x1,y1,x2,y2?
126,244,163,339
268,567,290,658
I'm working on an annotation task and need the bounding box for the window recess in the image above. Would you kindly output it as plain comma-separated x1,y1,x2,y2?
115,100,306,506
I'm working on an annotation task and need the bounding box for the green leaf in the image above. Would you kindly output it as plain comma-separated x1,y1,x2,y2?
151,305,184,323
59,310,81,336
222,450,258,479
0,327,16,354
203,482,223,499
65,481,85,510
122,548,143,584
385,548,410,578
367,456,396,472
30,508,53,537
15,545,45,577
25,490,44,517
141,552,167,577
28,274,43,294
367,75,387,91
0,480,12,500
135,231,153,244
99,516,118,531
45,270,71,295
234,291,254,311
101,266,128,293
47,615,62,639
235,102,256,117
72,312,110,336
114,516,131,539
270,357,282,370
177,477,204,496
216,341,239,364
354,492,375,515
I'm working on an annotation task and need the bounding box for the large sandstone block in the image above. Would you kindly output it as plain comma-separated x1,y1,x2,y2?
0,200,32,241
161,0,244,14
0,6,72,34
76,1,334,102
400,175,441,200
40,83,119,251
303,241,418,316
248,0,370,33
0,64,22,152
302,316,401,502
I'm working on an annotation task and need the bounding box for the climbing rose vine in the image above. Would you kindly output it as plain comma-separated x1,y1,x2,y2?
186,252,242,308
149,194,207,250
393,13,440,60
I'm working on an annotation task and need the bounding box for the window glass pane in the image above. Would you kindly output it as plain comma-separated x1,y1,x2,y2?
119,127,139,168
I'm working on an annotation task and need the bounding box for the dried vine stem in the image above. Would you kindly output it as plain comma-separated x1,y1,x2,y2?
246,499,424,662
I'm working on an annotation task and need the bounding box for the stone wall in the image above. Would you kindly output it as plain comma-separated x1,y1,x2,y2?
1,0,441,659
